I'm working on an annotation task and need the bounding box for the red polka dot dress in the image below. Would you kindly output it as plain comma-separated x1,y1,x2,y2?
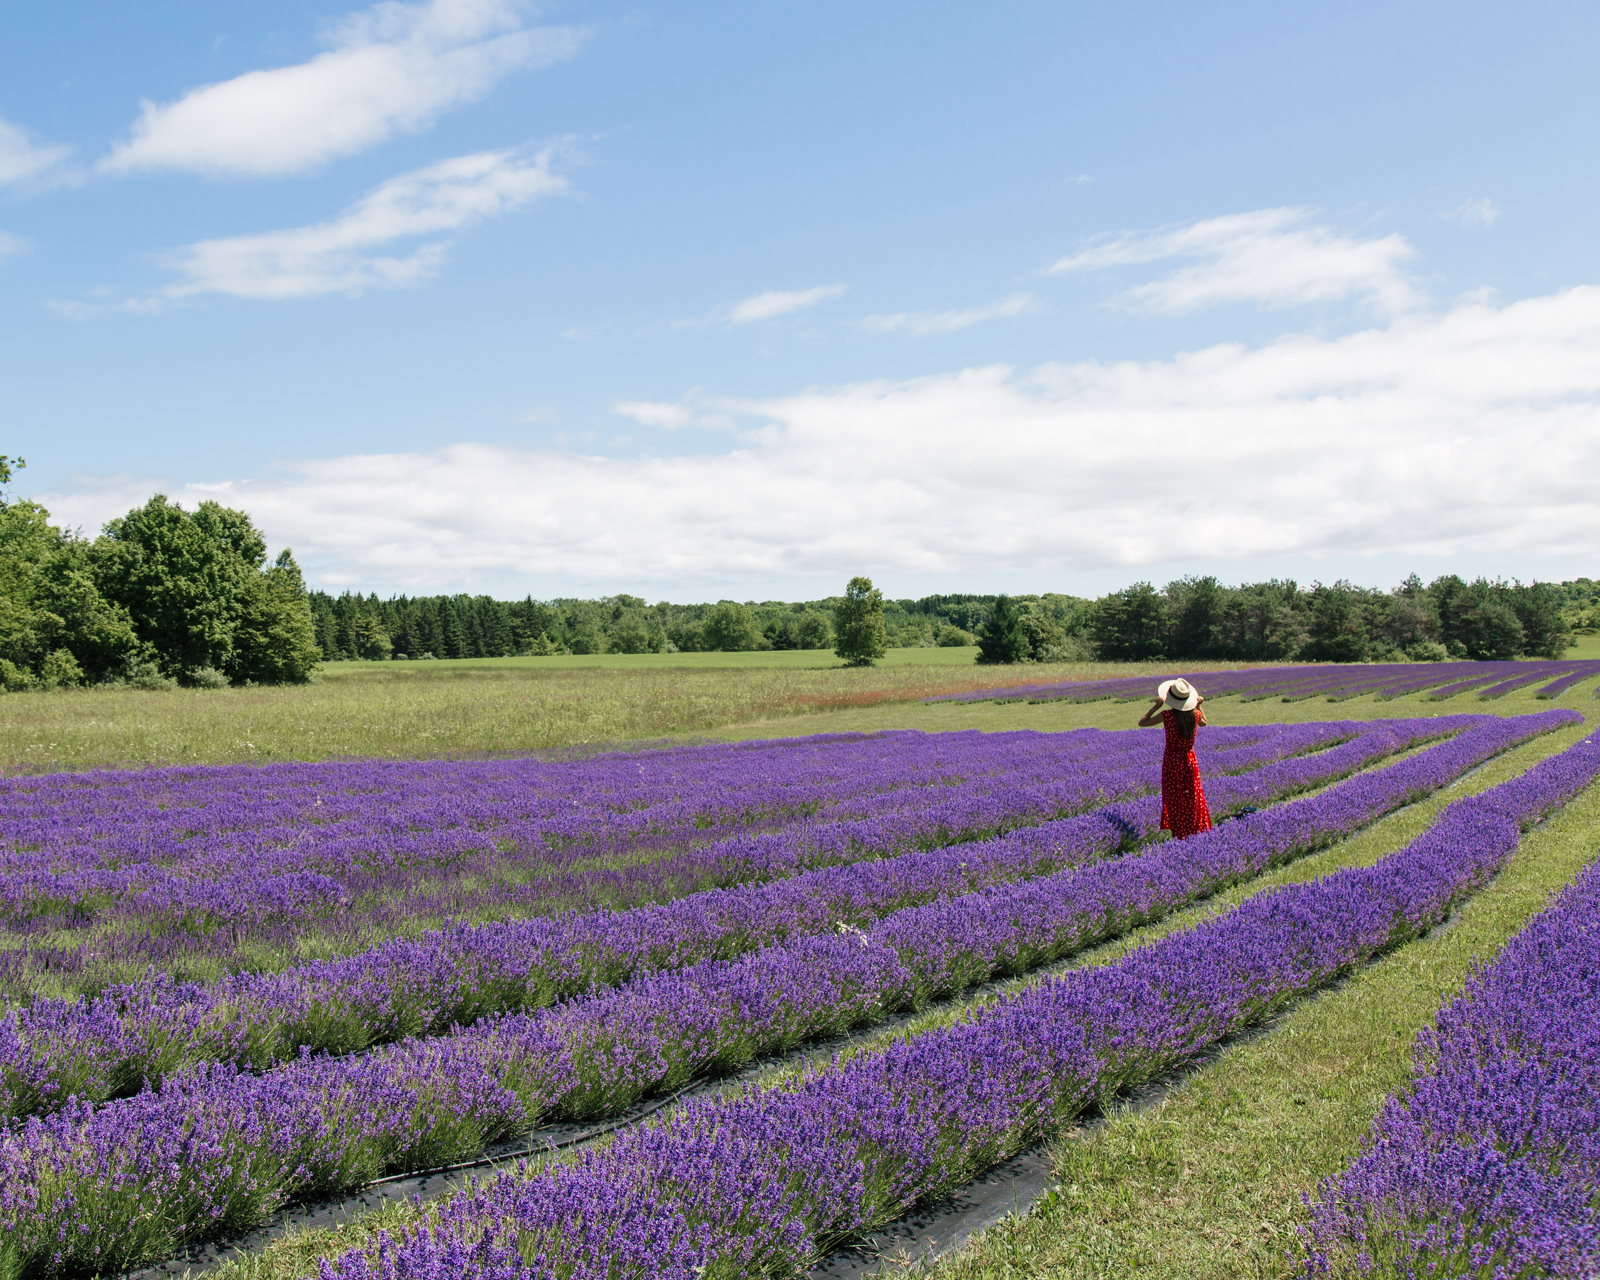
1159,709,1212,839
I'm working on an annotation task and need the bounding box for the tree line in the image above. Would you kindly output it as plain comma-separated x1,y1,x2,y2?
1074,574,1577,663
314,574,1586,666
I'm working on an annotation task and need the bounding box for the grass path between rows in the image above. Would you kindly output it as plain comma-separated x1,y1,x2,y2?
200,720,1593,1280
914,727,1600,1280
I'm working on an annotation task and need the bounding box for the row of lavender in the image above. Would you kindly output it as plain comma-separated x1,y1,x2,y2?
0,713,1570,1275
1304,844,1600,1275
0,719,1433,1118
930,658,1600,707
271,722,1600,1280
0,729,1150,932
0,726,1295,988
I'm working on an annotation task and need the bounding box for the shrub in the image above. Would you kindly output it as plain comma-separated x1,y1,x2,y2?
185,666,231,689
122,659,177,691
39,649,84,689
935,625,972,647
0,658,34,692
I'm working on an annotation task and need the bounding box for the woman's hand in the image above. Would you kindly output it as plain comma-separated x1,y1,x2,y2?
1137,699,1165,728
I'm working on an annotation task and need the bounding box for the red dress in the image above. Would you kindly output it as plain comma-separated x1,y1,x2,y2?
1160,709,1212,839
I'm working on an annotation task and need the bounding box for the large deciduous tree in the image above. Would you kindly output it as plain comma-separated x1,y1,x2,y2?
833,577,888,667
93,495,319,684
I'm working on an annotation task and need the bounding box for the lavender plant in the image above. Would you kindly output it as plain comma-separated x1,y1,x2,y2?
0,719,1457,1118
291,724,1600,1280
1304,832,1600,1276
0,713,1574,1275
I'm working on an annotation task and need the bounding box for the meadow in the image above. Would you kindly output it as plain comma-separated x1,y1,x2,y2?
0,648,1256,774
0,655,1595,1278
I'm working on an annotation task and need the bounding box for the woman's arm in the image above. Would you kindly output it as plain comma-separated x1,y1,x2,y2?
1195,695,1207,728
1137,700,1165,727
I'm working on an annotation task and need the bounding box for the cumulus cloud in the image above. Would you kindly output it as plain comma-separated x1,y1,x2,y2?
0,117,71,187
861,293,1037,335
101,0,586,176
1050,207,1420,315
727,285,846,324
154,147,565,300
1443,197,1502,229
44,285,1600,592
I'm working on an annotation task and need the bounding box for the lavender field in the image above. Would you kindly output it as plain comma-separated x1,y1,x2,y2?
0,707,1596,1279
932,656,1600,707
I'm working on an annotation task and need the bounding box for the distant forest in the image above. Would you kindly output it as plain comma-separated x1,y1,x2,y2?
311,574,1597,666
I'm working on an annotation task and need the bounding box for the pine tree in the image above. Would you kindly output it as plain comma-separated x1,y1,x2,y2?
976,595,1029,664
438,599,466,659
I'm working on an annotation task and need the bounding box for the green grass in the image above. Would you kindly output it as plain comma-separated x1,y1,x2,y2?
194,715,1596,1280
3,648,1593,775
0,655,1264,774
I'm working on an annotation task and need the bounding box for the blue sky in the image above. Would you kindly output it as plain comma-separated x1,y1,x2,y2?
4,1,1599,599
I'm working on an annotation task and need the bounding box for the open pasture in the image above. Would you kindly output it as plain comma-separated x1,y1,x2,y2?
0,650,1250,775
0,679,1595,1279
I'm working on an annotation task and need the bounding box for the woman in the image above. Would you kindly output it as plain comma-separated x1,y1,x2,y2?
1138,677,1212,839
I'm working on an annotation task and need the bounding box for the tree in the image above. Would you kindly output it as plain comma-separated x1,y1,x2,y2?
1454,583,1525,660
0,499,143,687
976,595,1029,664
609,613,657,654
834,577,888,666
796,611,832,649
231,550,323,681
1091,583,1169,660
703,602,760,652
93,496,318,684
1166,576,1231,659
1507,582,1571,659
1301,582,1373,663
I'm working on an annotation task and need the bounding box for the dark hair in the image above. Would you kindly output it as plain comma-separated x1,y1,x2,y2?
1169,708,1197,738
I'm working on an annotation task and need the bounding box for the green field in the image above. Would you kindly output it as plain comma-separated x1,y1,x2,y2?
2,647,1595,774
0,650,1255,773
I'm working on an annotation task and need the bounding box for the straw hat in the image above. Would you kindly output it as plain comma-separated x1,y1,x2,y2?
1158,678,1199,712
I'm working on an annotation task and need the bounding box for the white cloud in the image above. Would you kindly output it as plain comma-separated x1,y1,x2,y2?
44,285,1600,592
0,230,26,264
1050,207,1420,315
0,117,71,186
613,400,693,429
101,0,586,176
861,293,1037,335
155,147,565,300
727,285,846,324
1443,197,1501,229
